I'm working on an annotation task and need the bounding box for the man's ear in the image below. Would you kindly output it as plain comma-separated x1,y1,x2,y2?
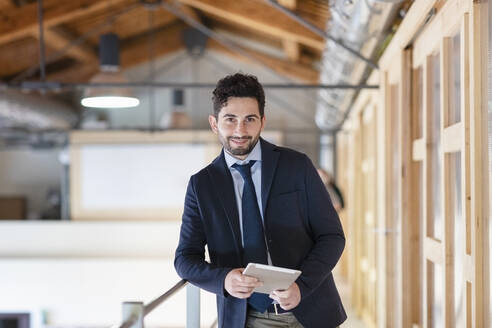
209,115,218,134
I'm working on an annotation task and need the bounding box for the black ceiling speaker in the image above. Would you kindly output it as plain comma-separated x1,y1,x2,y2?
99,33,120,69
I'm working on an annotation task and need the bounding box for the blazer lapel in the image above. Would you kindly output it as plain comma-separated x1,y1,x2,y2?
207,151,243,257
260,138,280,216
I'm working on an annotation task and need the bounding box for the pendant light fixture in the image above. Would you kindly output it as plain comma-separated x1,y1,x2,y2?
81,33,140,109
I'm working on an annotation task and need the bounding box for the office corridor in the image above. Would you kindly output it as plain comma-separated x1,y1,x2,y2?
335,273,367,328
331,0,492,327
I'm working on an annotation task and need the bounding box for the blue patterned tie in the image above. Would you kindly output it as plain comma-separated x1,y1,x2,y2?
232,160,272,312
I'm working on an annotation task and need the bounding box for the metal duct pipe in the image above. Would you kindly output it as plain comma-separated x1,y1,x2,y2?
0,91,78,129
316,0,398,129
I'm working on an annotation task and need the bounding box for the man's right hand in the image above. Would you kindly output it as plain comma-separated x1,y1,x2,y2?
224,268,263,299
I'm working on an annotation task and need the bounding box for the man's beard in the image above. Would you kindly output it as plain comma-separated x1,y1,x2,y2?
220,134,260,157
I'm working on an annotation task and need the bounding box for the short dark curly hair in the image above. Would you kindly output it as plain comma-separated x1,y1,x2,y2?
212,73,265,118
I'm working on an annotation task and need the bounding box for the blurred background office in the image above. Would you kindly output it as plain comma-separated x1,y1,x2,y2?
0,0,491,327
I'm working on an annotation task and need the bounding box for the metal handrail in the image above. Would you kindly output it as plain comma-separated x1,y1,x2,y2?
117,279,188,328
209,318,218,328
144,279,188,315
118,310,139,328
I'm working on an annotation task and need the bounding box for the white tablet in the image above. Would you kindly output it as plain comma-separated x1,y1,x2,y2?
242,263,302,294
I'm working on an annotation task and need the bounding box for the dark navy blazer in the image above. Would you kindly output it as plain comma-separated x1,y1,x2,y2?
174,138,347,328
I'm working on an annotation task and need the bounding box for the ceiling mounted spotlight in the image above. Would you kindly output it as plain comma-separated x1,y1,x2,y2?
81,33,140,109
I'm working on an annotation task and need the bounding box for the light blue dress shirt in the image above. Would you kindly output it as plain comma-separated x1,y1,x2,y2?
224,141,273,265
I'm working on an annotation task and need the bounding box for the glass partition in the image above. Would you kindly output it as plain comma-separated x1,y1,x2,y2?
449,152,464,326
414,67,424,139
429,52,443,241
448,33,461,126
428,261,444,327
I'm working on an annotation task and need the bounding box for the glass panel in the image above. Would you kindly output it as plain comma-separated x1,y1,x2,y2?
448,33,462,125
449,152,464,326
362,109,377,323
390,83,401,327
428,261,444,327
429,52,443,240
362,117,369,314
414,66,424,139
391,83,400,228
417,161,424,326
467,281,472,327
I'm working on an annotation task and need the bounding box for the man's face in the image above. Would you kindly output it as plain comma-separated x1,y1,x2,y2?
209,97,265,160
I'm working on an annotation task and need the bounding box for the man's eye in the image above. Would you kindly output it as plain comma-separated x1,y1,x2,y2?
226,118,235,122
246,117,256,122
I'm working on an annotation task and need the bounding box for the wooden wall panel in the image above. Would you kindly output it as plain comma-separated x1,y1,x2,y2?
340,0,489,327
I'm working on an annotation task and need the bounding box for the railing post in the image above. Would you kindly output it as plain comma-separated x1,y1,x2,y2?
122,301,144,328
186,284,200,328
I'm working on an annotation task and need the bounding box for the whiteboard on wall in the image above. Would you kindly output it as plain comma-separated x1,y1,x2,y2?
72,143,210,220
69,130,283,220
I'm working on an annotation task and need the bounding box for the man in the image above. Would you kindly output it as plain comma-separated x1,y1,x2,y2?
175,73,346,328
316,168,345,212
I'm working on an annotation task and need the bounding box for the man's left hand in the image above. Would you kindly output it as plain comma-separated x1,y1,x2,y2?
269,282,301,310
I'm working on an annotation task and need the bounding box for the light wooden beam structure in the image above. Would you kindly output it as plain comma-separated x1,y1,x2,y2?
282,39,300,62
278,0,297,10
177,0,324,51
173,2,201,22
338,1,487,327
31,27,98,63
48,21,187,82
46,64,99,84
208,39,317,83
0,0,14,9
0,0,129,46
120,22,186,68
160,0,318,82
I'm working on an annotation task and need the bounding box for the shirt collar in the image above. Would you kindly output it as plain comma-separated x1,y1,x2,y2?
224,139,262,168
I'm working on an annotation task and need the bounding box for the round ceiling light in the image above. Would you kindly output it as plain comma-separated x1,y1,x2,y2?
81,96,140,108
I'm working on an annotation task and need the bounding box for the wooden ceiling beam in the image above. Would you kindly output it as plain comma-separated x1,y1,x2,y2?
0,0,14,9
47,21,317,84
0,0,129,46
173,2,201,22
278,0,297,10
120,23,185,69
31,27,98,63
45,61,99,83
282,39,300,62
208,39,318,83
177,0,324,51
47,21,187,82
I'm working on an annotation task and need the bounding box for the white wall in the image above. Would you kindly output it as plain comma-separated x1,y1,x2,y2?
0,221,217,328
91,49,322,163
108,50,319,131
0,149,62,219
0,259,217,328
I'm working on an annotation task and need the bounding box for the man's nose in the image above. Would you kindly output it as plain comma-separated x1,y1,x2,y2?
234,120,247,134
